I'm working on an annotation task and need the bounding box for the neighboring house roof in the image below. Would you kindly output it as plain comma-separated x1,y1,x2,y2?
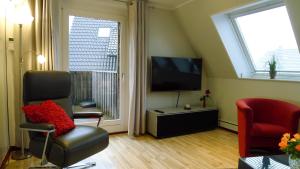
69,16,119,72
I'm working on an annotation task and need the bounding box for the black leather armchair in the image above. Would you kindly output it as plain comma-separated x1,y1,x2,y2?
22,71,109,168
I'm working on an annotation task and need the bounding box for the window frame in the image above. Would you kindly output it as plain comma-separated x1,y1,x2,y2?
228,0,299,75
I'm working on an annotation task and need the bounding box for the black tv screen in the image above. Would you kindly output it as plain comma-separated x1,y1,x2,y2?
151,56,202,91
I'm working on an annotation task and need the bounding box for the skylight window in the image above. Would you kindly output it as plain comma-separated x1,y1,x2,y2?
232,5,300,73
98,28,111,38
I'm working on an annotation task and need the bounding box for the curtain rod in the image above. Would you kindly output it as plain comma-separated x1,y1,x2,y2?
114,0,147,4
113,0,150,6
113,0,130,4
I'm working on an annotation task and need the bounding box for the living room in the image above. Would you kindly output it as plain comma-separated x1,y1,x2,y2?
1,0,300,168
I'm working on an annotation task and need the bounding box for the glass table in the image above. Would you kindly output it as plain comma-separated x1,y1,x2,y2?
238,155,289,169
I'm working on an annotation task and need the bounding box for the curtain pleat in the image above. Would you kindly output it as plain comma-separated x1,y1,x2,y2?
33,0,54,70
128,0,147,136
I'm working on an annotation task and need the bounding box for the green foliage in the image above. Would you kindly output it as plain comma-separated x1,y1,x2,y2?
268,55,277,72
282,141,300,159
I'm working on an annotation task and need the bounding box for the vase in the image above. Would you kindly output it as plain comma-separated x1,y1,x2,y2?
269,71,276,79
202,96,206,108
289,155,300,169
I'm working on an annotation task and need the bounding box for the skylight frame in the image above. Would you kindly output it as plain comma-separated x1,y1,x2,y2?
227,0,300,74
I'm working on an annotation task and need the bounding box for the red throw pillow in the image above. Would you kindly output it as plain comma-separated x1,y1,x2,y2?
22,100,75,137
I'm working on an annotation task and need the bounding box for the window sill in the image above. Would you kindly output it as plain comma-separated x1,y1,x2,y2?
240,72,300,83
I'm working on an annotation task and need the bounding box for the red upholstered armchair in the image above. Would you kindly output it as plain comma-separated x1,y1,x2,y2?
236,98,300,157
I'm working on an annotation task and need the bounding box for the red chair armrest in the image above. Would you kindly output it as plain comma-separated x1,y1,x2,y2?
236,101,253,120
236,100,254,157
283,109,300,133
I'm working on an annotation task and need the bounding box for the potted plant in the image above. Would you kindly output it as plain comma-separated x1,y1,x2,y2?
279,133,300,169
268,56,277,79
200,89,210,108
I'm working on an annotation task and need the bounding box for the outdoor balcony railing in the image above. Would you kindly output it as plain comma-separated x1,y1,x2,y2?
70,71,119,120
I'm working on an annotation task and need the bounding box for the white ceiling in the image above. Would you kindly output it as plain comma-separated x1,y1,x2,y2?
149,0,194,10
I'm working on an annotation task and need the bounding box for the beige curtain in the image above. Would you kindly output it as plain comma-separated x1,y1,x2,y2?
7,0,55,147
128,0,147,136
30,0,54,70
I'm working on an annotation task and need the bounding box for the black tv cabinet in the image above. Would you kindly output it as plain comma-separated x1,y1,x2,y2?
147,106,218,138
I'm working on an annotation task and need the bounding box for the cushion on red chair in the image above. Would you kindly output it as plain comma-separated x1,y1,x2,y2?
251,123,288,138
251,137,281,149
22,100,75,137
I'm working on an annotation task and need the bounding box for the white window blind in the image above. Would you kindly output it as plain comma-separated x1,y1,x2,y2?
98,28,111,38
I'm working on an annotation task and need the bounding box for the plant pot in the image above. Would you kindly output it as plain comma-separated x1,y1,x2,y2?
289,155,300,169
269,71,277,79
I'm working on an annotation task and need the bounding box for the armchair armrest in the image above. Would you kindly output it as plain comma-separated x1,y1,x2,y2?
281,109,300,133
236,100,254,128
20,122,55,166
73,112,103,127
20,122,55,132
236,100,254,157
73,112,103,119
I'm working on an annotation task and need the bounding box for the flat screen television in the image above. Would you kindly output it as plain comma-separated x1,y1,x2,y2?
151,56,202,91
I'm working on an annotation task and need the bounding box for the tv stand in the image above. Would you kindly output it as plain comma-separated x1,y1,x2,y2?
147,106,218,138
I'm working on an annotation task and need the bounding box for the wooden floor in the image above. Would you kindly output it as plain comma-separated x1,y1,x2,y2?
6,129,239,169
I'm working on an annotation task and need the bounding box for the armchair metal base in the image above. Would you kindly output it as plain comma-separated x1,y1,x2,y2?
29,166,57,169
11,149,32,160
29,162,96,169
12,129,32,160
67,162,96,168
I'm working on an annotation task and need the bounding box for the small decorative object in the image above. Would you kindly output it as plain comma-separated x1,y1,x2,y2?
279,133,300,169
200,89,210,108
268,56,277,79
262,156,270,168
184,104,191,110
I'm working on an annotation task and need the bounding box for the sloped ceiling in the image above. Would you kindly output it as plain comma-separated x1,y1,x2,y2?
175,0,254,78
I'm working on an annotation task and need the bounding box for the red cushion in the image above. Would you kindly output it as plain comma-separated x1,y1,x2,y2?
251,123,288,138
22,100,75,137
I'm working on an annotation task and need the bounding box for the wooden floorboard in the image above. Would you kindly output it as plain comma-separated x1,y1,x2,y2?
6,129,239,169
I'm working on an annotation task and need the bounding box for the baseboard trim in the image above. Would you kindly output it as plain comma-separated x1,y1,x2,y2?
219,120,238,132
109,131,128,135
219,126,238,134
0,146,18,169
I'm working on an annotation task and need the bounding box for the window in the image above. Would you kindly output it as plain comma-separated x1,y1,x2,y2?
231,3,300,73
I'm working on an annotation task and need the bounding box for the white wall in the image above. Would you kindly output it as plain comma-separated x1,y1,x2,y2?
175,0,254,78
175,0,300,131
0,0,10,163
147,8,207,109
